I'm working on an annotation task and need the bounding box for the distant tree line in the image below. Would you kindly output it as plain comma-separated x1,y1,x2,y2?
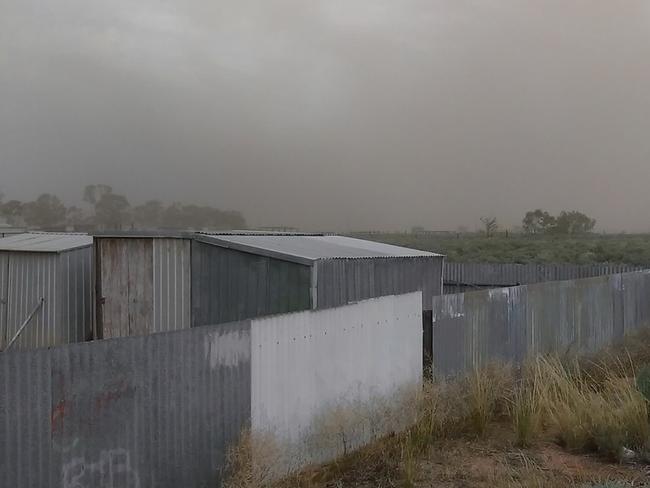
522,209,595,235
0,185,246,231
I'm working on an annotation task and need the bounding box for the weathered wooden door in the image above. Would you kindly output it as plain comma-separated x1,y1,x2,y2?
0,252,8,349
98,239,153,338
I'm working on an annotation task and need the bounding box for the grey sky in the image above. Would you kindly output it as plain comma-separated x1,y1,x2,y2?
1,1,649,231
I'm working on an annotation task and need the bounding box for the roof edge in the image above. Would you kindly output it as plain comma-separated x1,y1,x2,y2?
193,235,316,266
93,230,193,239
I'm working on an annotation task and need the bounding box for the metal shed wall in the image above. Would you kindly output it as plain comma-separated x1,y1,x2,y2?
0,247,92,351
152,238,191,333
0,252,8,348
96,238,191,338
315,256,443,311
58,247,93,345
191,241,312,326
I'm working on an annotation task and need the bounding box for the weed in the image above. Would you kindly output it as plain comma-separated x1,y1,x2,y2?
466,363,513,437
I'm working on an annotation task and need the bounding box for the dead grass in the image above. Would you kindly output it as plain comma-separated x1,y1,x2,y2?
223,328,650,488
532,356,649,460
465,363,513,437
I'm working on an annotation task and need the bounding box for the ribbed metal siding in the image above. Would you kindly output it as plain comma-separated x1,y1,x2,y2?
0,348,53,487
443,262,646,290
5,252,59,350
58,247,93,344
0,252,8,349
153,239,191,333
316,256,443,311
0,321,251,488
432,271,650,377
191,241,312,326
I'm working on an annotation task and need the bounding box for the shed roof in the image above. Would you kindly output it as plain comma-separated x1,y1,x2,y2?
196,234,442,264
197,230,325,237
0,233,93,252
93,230,324,239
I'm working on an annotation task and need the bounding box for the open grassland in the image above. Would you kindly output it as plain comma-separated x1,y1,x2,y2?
352,233,650,265
224,329,650,487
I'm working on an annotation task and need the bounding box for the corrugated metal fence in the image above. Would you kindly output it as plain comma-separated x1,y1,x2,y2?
0,293,421,488
0,322,251,488
443,262,646,293
433,271,650,376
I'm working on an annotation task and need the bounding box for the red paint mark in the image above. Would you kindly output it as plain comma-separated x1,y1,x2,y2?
51,400,68,433
94,380,130,411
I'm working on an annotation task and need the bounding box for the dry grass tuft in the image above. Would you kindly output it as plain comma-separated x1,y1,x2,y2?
533,356,649,461
465,362,513,437
222,430,283,488
509,364,544,448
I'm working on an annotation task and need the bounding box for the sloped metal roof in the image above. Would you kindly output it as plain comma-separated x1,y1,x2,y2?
196,234,442,264
197,230,325,236
0,233,93,252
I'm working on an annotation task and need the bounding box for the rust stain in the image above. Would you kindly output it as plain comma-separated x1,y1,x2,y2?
51,400,68,433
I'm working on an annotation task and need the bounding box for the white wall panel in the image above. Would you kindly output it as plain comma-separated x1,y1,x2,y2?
251,292,422,456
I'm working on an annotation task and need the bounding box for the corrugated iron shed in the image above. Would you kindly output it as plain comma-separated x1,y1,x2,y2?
0,233,93,351
94,231,444,336
193,233,444,326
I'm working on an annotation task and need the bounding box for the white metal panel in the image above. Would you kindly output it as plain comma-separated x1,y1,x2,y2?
250,292,422,459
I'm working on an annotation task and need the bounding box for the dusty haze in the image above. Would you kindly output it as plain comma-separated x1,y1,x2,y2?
1,1,649,231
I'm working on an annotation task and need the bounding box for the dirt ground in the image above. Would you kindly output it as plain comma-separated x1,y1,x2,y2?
289,423,650,488
412,436,650,488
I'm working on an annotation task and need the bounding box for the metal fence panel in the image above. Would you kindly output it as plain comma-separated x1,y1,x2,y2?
1,321,251,488
443,262,646,292
0,348,53,487
250,292,423,467
433,271,650,377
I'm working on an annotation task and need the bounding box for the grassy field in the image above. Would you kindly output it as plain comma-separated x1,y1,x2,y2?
224,329,650,488
351,233,650,265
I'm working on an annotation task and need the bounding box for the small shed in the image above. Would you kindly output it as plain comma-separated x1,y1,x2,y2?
95,231,444,339
94,232,192,339
0,233,93,351
192,233,444,326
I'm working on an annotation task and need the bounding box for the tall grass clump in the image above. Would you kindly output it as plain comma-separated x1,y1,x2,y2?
466,363,513,437
509,362,544,447
534,356,649,460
